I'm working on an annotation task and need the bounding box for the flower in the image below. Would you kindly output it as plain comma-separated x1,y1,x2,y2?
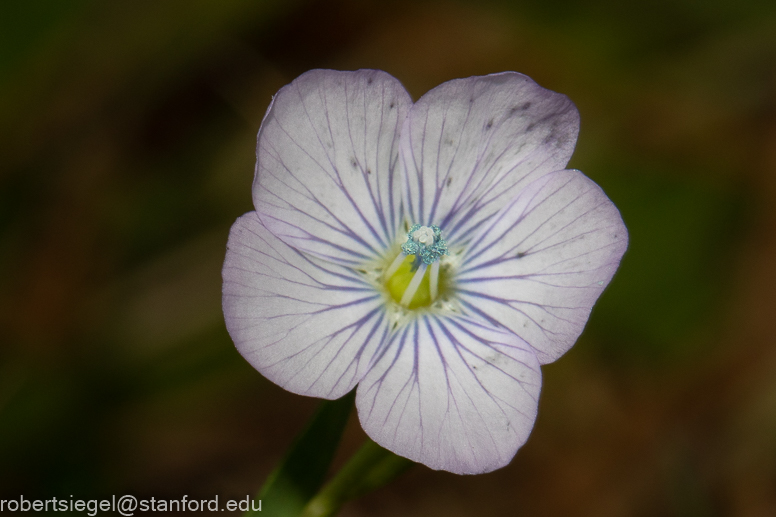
222,69,628,474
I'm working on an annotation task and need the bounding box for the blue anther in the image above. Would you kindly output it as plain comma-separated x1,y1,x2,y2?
401,224,448,269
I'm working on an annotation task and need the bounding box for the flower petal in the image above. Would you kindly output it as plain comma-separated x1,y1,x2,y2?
254,69,412,266
400,72,579,246
457,170,628,364
222,212,389,399
356,314,541,474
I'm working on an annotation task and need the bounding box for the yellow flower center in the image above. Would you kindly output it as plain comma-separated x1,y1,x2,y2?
385,255,448,309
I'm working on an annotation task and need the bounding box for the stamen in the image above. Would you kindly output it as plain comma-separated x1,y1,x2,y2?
401,224,448,266
400,263,427,307
430,261,439,301
384,252,406,280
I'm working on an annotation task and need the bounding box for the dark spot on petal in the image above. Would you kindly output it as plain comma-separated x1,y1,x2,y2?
543,129,558,144
470,96,475,103
366,168,372,175
446,177,452,187
516,252,526,258
351,158,358,168
445,138,454,146
510,102,531,116
485,119,493,130
389,101,395,109
357,268,367,274
526,123,536,132
367,77,373,85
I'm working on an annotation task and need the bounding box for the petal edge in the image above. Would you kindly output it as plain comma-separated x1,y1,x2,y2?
254,69,412,266
401,72,580,246
356,315,541,474
223,212,389,398
457,169,628,363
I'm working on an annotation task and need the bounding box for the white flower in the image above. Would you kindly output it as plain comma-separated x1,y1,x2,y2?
222,70,628,474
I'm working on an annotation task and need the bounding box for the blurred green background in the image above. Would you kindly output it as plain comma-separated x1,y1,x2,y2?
2,0,775,515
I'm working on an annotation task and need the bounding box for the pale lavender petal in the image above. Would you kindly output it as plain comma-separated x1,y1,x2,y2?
400,72,579,246
457,170,628,364
254,69,412,266
356,315,541,474
222,212,389,399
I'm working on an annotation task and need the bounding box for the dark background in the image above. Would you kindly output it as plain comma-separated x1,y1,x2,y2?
2,0,776,515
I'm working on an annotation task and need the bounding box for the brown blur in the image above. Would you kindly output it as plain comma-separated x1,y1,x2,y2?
1,0,775,515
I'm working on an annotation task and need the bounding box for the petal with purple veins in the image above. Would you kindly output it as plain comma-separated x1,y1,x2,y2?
400,72,579,246
222,212,389,399
356,314,541,475
457,169,628,364
254,69,412,266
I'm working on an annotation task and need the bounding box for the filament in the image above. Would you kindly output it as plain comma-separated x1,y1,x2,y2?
400,263,427,307
430,261,439,301
384,252,406,280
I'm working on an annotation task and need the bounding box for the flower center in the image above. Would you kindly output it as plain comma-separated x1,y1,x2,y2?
384,224,449,309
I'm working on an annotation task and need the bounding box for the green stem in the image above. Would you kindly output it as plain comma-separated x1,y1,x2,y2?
299,439,414,517
246,391,355,517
